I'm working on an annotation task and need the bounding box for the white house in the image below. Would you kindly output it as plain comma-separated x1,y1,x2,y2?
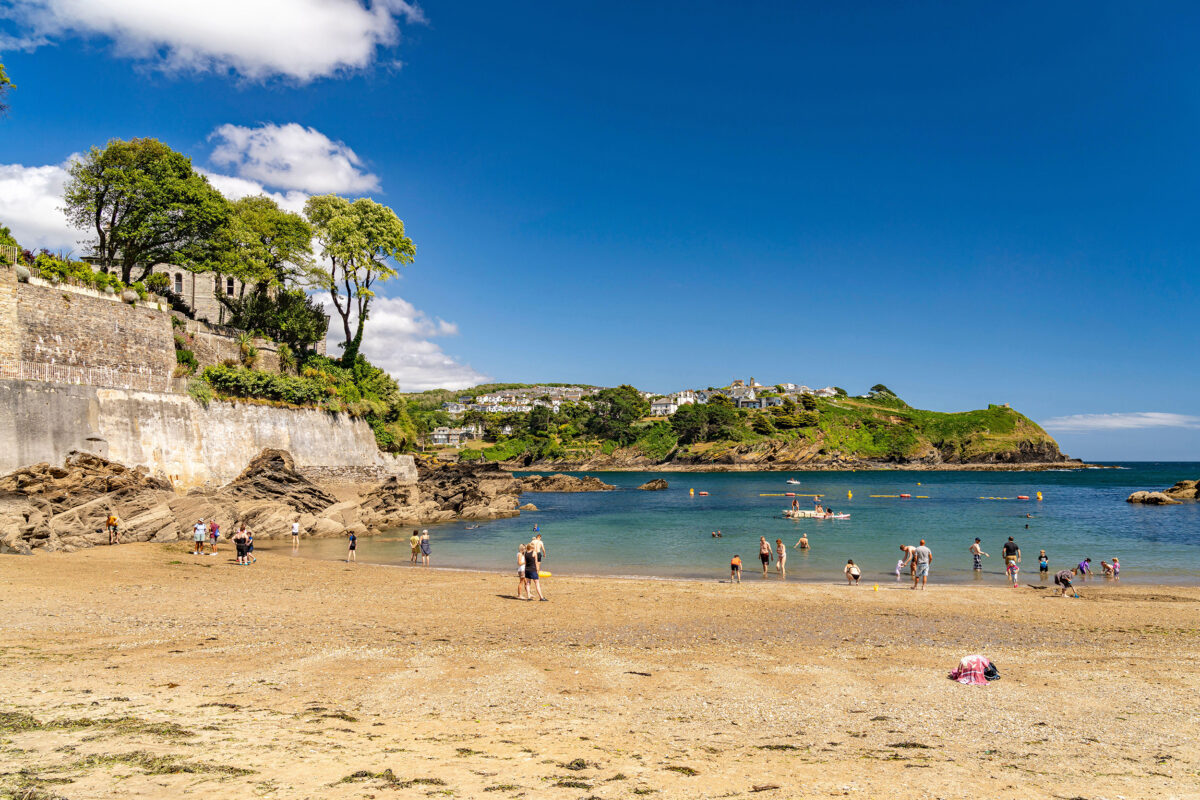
442,402,467,414
673,390,697,406
650,398,679,416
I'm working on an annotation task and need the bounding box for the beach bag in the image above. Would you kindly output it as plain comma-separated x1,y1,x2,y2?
983,662,1000,682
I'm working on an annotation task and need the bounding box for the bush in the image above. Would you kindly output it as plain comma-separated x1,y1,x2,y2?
145,272,170,294
187,379,213,406
201,364,329,407
175,348,198,375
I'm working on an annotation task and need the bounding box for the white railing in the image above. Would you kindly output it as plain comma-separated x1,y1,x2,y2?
0,245,18,264
0,360,173,393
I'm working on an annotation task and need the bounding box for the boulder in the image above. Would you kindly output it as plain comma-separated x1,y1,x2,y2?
1165,480,1199,500
1126,491,1182,505
520,473,616,492
637,479,669,491
519,503,539,511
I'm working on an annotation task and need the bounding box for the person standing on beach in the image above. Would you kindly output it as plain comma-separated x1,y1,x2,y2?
291,519,300,549
420,530,431,566
1001,537,1021,586
517,543,529,599
531,533,547,564
346,530,357,563
759,536,772,577
525,544,546,601
1054,568,1078,597
409,530,420,563
730,554,742,583
208,519,219,554
844,559,861,585
899,544,917,577
233,525,249,565
970,538,989,572
1039,550,1049,577
911,540,932,590
106,512,120,545
192,519,206,555
775,538,787,577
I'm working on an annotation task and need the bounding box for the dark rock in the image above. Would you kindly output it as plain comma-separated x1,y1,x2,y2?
637,479,669,491
360,461,522,525
520,474,616,492
221,449,337,514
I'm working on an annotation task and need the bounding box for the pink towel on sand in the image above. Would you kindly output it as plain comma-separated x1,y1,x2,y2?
949,654,990,685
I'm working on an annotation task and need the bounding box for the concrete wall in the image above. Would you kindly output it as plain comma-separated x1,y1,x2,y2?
0,379,416,487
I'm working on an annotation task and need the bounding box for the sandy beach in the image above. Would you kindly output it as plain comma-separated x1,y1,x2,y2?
2,544,1198,800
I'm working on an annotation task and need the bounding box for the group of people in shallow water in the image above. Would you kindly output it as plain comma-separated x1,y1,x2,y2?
725,529,1120,595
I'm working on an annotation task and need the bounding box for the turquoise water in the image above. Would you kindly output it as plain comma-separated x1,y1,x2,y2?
299,464,1200,583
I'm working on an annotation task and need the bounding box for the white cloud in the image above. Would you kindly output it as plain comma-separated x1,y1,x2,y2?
323,295,489,391
1040,412,1200,433
209,123,379,194
0,160,76,252
0,0,426,82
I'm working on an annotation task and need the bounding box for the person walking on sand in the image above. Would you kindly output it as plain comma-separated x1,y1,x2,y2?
192,519,206,555
291,519,300,549
844,559,861,585
911,539,932,590
795,533,810,550
346,530,357,562
410,530,421,563
970,538,989,572
759,536,772,577
420,530,431,566
775,538,787,576
106,512,121,545
1001,536,1021,586
245,526,256,564
517,543,530,599
730,554,742,583
525,543,546,601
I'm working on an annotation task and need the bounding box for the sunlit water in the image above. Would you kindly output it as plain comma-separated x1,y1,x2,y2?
297,464,1200,584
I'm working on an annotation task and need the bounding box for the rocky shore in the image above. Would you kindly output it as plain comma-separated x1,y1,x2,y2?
1127,478,1199,505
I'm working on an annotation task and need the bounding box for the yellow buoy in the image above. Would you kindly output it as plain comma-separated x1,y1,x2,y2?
847,490,853,499
873,585,878,591
689,488,694,496
1037,491,1043,501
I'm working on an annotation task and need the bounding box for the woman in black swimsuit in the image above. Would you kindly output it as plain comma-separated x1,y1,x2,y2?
525,547,546,601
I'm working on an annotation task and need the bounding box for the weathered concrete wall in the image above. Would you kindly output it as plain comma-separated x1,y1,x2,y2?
0,379,416,487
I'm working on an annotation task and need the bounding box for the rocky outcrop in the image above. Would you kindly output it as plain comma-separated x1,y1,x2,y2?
360,461,523,526
637,479,669,490
520,474,616,492
1165,480,1199,500
221,449,337,514
1126,491,1182,505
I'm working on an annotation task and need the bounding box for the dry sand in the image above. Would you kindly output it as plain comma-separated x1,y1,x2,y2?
1,543,1198,799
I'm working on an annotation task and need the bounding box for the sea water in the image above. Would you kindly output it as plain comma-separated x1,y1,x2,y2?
298,463,1200,583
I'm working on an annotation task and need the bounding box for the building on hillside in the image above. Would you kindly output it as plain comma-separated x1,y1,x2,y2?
737,397,764,409
763,396,785,407
442,402,467,414
430,426,480,447
148,265,252,325
650,398,679,416
673,390,697,406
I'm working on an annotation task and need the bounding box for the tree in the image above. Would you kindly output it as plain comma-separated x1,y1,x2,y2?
63,138,230,283
704,397,740,441
209,195,314,295
670,402,708,444
585,385,649,446
306,195,415,367
870,384,893,395
800,393,817,411
219,288,330,354
0,64,13,114
751,414,776,435
0,223,18,249
527,405,554,437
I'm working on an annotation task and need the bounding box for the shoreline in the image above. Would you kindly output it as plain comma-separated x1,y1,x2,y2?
502,460,1113,473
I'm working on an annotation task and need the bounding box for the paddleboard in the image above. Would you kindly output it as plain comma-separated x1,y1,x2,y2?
539,571,552,577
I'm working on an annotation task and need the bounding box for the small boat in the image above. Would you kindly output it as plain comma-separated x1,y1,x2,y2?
786,479,801,485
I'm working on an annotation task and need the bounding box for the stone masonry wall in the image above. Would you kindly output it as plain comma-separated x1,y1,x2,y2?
181,318,281,373
0,378,417,487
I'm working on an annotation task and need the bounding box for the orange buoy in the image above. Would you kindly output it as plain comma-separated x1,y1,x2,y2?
698,491,709,496
899,493,912,498
1017,495,1030,500
785,492,795,497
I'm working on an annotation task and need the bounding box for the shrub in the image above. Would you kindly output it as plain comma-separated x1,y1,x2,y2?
145,272,170,294
187,379,213,406
175,349,198,374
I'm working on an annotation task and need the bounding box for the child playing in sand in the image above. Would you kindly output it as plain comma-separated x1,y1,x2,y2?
1112,557,1120,580
730,555,742,583
845,559,861,585
1101,560,1113,577
1054,568,1078,597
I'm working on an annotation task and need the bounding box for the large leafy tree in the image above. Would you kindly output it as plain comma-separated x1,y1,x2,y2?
585,385,649,446
305,195,415,367
219,288,330,354
209,195,315,295
63,138,230,283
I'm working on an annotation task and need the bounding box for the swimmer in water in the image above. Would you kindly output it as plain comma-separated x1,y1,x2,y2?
795,533,810,550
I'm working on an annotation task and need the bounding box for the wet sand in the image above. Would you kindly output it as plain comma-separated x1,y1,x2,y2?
1,543,1197,799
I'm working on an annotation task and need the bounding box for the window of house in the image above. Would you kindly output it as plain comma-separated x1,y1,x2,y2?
226,277,235,296
173,273,183,294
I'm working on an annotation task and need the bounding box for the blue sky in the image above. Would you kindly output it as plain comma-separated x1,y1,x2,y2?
1,1,1197,460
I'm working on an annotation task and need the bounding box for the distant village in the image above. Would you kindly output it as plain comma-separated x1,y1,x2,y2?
429,379,840,446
